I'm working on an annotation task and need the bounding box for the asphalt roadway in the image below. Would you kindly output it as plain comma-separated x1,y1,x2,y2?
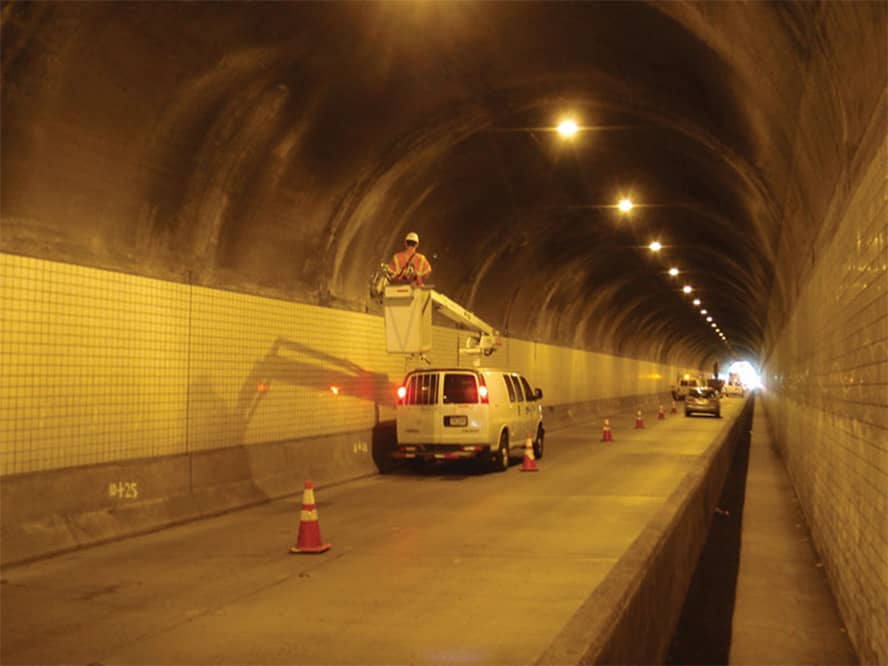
1,399,745,665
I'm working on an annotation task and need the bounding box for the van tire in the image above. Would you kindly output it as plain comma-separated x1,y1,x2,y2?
533,425,545,459
491,432,509,472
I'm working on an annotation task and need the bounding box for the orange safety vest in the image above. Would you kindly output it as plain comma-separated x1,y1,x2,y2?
388,249,432,285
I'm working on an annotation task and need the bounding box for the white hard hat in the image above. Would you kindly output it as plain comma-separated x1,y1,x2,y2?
405,232,419,244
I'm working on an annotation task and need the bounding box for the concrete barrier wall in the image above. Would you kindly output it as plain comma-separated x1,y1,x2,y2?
537,398,754,665
0,428,380,566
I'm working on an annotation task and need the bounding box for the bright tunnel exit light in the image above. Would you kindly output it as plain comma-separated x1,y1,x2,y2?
557,119,579,137
730,361,763,390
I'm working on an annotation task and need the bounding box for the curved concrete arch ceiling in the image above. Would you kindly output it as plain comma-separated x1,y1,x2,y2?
3,1,882,364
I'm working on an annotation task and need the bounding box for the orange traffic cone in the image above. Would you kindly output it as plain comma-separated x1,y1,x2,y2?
601,418,613,442
288,480,331,554
635,410,645,429
658,405,665,420
520,434,539,472
671,400,677,414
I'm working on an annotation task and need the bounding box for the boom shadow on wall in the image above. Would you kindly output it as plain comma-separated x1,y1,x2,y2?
205,337,400,468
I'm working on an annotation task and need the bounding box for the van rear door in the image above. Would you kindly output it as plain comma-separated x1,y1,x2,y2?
439,372,485,444
399,371,439,443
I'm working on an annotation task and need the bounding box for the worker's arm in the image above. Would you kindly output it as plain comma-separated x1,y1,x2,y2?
415,256,431,285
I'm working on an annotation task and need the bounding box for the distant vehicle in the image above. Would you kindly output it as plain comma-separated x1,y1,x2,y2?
672,375,703,401
685,387,722,418
394,367,544,472
724,380,746,397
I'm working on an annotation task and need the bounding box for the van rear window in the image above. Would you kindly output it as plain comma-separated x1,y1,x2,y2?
404,373,438,405
502,374,517,402
443,374,479,404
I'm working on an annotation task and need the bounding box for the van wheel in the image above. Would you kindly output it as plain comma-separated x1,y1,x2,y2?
533,425,544,459
491,432,509,472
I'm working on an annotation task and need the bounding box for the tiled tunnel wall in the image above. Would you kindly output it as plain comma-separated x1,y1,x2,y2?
760,125,887,662
0,251,680,477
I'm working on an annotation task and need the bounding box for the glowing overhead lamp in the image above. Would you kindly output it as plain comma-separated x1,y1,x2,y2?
617,198,634,213
706,316,713,322
682,285,693,294
711,322,717,327
692,298,701,306
648,241,662,252
557,118,579,137
668,267,679,276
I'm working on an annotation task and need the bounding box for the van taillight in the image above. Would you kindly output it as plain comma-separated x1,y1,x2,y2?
478,377,489,404
397,386,407,404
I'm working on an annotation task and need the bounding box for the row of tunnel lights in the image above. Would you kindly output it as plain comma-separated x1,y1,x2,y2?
556,118,729,347
619,197,728,345
556,118,728,344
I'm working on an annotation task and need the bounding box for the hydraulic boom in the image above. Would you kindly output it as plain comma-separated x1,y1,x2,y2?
382,284,501,362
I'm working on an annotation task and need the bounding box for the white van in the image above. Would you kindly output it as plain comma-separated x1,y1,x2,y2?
672,375,704,401
394,367,544,472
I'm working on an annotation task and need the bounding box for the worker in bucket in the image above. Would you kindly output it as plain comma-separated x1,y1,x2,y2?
388,231,432,286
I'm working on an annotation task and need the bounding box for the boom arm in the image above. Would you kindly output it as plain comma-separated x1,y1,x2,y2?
428,290,495,336
429,290,500,355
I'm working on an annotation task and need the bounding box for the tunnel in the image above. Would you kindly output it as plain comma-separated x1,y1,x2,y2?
1,1,885,663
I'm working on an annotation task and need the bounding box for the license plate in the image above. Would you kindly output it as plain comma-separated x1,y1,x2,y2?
444,415,468,427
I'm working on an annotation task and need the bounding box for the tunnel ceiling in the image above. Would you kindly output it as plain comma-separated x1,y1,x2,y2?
2,1,885,366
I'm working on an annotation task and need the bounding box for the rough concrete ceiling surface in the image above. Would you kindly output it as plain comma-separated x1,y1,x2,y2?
2,1,885,365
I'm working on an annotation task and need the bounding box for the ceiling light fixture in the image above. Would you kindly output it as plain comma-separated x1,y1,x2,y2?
557,119,579,137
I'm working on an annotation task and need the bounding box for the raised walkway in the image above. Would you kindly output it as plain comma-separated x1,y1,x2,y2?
729,402,857,664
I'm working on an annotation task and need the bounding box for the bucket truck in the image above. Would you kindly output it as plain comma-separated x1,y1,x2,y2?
379,284,545,472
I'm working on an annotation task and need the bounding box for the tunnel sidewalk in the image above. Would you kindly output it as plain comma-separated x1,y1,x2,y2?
728,402,857,665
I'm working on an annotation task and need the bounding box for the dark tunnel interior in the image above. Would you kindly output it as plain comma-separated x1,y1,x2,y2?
1,1,884,367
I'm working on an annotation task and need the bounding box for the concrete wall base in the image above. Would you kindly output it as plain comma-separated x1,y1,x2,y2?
1,429,380,568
